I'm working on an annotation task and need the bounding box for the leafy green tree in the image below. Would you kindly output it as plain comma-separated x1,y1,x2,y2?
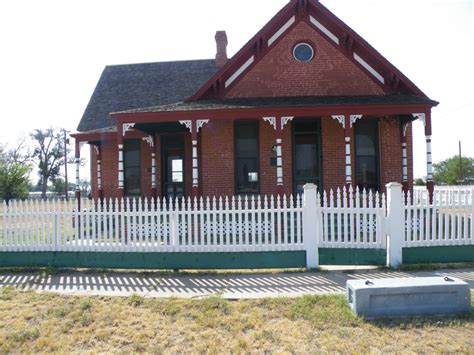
433,156,474,185
30,128,69,199
414,178,425,186
49,178,75,196
0,163,30,203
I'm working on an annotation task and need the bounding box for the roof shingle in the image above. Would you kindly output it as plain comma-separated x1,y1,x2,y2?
77,59,219,132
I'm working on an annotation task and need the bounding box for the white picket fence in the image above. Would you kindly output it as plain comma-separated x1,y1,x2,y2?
404,188,473,247
319,188,386,249
0,184,473,265
0,195,304,252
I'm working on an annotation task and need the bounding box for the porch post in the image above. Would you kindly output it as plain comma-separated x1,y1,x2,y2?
332,115,361,189
275,117,283,195
401,124,409,194
96,145,103,200
74,139,81,202
151,137,157,199
263,116,293,195
182,119,208,198
424,111,434,202
414,112,434,202
117,122,124,200
344,116,352,188
192,124,199,198
142,135,157,198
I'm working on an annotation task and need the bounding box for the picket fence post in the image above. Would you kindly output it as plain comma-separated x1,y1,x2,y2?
471,188,474,240
386,182,404,268
303,183,319,269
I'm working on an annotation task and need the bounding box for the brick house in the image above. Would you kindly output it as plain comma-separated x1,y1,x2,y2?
73,0,438,201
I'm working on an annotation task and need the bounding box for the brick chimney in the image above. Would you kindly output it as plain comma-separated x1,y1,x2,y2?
215,31,228,68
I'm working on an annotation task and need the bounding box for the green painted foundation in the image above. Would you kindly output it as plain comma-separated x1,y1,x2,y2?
403,245,474,264
319,248,386,266
0,251,306,270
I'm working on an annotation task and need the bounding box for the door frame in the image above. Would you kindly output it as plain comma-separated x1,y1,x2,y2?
292,118,323,195
160,134,186,198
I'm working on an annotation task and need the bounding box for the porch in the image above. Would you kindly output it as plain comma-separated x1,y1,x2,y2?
73,96,436,201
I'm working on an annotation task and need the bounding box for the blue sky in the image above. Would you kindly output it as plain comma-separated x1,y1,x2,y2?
0,0,472,181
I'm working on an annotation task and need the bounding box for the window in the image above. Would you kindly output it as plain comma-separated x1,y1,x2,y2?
124,139,141,196
293,42,314,63
354,119,379,191
235,121,259,194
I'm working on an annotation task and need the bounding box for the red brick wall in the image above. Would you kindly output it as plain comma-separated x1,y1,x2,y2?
321,117,345,192
200,120,235,196
379,116,402,192
225,21,384,98
90,117,408,199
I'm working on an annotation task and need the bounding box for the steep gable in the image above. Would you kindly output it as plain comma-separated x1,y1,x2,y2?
191,0,427,101
225,21,384,99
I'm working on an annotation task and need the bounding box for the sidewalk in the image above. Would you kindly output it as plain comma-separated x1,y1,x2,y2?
0,267,472,299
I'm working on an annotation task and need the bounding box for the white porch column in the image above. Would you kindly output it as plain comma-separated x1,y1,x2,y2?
180,119,208,198
263,116,293,194
413,112,434,202
142,135,156,198
75,140,81,200
332,115,362,188
401,124,409,193
94,145,103,199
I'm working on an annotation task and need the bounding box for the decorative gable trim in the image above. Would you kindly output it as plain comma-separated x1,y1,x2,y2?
268,16,296,46
353,52,385,84
189,0,428,102
225,56,255,88
309,15,339,45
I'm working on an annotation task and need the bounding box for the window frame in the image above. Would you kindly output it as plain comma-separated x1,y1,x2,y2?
234,120,260,195
123,139,141,196
354,118,380,192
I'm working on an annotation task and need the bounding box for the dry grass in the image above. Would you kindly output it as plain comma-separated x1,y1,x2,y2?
0,288,472,353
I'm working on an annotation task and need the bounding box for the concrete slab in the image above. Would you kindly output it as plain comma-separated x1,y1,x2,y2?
347,276,471,318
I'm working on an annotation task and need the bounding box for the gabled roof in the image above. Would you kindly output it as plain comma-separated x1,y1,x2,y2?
77,60,219,132
190,0,429,101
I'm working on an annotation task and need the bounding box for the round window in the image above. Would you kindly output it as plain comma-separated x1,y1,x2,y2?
293,42,314,63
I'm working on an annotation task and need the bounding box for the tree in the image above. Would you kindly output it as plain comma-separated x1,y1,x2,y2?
49,178,75,196
414,178,425,186
433,156,474,185
0,163,30,203
30,128,69,199
79,179,91,197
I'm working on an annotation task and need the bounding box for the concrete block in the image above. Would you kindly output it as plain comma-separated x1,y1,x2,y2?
347,277,471,318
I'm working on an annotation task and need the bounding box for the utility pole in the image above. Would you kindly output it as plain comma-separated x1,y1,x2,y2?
63,129,70,201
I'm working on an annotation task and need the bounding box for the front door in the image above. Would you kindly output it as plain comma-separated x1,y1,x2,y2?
161,135,185,199
293,119,322,195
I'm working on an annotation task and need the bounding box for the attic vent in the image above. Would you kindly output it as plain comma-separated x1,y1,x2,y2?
293,42,314,63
